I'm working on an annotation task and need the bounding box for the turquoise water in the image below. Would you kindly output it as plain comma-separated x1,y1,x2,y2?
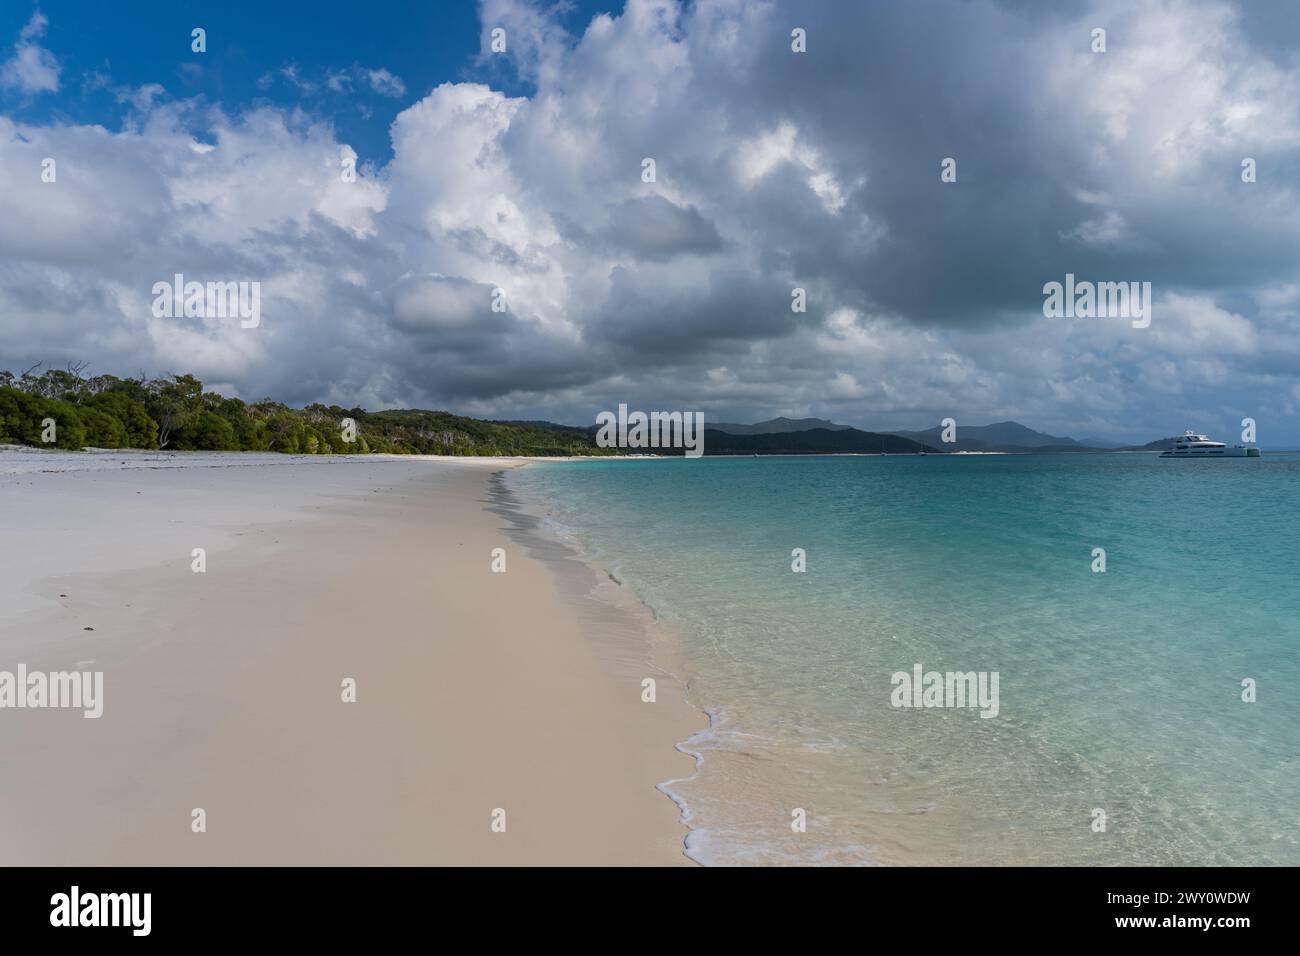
510,454,1300,866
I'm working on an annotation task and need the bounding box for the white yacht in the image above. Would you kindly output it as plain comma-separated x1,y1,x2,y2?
1159,430,1260,458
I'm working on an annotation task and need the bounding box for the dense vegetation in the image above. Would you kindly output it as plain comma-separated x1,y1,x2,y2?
0,365,614,457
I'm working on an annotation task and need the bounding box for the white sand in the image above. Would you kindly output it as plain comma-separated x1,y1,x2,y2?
0,451,700,864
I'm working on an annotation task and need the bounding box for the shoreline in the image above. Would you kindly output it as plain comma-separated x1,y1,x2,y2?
0,445,1195,477
0,452,700,864
487,465,713,863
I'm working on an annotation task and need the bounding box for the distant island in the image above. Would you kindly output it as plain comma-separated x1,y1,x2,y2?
704,418,1177,454
1,366,1185,457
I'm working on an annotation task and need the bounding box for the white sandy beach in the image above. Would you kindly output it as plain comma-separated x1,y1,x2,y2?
0,450,700,865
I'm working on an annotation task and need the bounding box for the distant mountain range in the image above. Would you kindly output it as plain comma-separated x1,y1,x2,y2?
709,417,853,435
488,413,1187,455
888,420,1103,454
702,427,936,455
707,418,1183,454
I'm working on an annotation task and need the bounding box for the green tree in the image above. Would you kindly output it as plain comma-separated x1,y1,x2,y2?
83,391,158,447
77,406,128,447
171,409,239,450
147,374,204,448
42,398,88,449
0,387,47,444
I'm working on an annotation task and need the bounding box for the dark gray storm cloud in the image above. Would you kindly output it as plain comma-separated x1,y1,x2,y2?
601,196,723,260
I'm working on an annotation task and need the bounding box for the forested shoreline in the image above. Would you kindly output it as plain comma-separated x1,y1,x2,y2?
0,365,613,457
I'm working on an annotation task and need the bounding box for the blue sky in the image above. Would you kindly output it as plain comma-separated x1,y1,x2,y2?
2,0,1300,445
0,0,617,162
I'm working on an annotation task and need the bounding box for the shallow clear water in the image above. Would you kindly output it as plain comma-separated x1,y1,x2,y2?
511,453,1300,866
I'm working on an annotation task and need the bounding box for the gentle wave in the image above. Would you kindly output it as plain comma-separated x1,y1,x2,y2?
507,454,1300,866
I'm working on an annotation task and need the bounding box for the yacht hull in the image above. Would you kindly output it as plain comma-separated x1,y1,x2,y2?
1160,446,1260,458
